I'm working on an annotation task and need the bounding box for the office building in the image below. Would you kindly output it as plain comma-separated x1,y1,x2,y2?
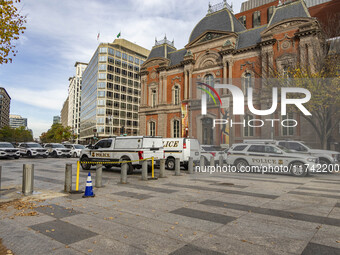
60,98,69,127
9,114,27,128
0,87,11,128
53,116,61,124
80,38,149,142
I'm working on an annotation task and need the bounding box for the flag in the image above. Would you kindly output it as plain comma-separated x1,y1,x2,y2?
97,33,100,41
117,31,121,38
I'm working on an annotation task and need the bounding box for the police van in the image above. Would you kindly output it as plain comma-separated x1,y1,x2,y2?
163,138,200,170
227,143,319,177
80,136,164,174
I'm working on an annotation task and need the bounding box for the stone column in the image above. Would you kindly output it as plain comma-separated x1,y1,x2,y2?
163,76,167,104
188,70,192,99
159,76,163,104
184,71,188,100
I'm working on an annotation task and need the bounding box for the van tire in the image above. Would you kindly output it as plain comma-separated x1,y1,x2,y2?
166,157,176,170
290,161,308,177
235,159,248,171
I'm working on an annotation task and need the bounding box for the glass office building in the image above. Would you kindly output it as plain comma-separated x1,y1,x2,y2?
80,39,149,142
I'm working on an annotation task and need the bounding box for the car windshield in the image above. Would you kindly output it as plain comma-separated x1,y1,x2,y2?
277,145,292,153
74,145,85,149
0,143,14,148
52,144,65,148
27,143,42,148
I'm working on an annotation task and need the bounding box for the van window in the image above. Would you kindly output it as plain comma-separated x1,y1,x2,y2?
248,145,265,153
232,145,247,151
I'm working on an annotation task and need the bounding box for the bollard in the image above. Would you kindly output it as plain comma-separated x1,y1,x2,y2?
95,164,103,188
159,159,166,178
188,157,194,174
64,164,72,193
141,160,148,181
219,155,224,167
175,158,181,176
22,164,34,196
120,163,128,184
200,155,205,171
210,156,215,167
0,166,2,197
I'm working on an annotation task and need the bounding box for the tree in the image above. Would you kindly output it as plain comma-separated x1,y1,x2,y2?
0,126,33,142
40,123,72,143
0,0,26,64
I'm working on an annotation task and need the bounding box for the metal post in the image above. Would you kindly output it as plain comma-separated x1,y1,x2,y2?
200,155,205,171
95,164,103,188
210,156,215,167
120,163,128,184
159,159,166,178
219,155,223,167
188,157,194,174
175,158,181,176
142,160,148,181
64,164,72,193
22,164,34,196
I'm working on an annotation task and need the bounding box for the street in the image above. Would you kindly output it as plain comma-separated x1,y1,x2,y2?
0,158,340,254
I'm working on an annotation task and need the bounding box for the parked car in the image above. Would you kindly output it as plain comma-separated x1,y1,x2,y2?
44,143,71,158
0,142,20,159
244,139,340,166
163,138,201,170
80,136,164,174
227,143,319,177
18,142,48,158
63,144,86,158
200,145,226,164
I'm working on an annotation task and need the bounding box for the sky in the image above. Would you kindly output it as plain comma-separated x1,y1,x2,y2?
0,0,243,138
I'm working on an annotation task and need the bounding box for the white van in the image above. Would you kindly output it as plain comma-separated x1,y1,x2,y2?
163,138,201,170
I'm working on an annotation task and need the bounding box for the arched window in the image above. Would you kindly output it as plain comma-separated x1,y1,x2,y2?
149,121,156,136
204,74,214,102
173,85,180,105
267,6,274,23
243,73,252,96
252,11,261,28
151,89,157,107
173,119,180,138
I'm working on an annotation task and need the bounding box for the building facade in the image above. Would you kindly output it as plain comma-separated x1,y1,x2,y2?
53,116,61,125
80,39,149,143
9,114,27,129
68,62,87,142
139,0,336,149
60,98,69,127
0,88,11,128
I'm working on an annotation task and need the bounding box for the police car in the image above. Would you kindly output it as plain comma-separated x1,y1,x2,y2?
18,142,49,158
44,143,71,158
0,142,20,159
226,143,319,177
80,136,164,174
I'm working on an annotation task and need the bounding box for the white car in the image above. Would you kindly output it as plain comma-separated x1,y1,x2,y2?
80,136,164,174
163,138,201,170
244,139,340,166
201,145,226,164
0,142,20,159
18,142,48,158
64,144,85,158
44,143,71,158
227,143,319,177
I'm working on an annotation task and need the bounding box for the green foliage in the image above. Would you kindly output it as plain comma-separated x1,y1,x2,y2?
40,123,72,143
0,0,27,64
0,125,33,142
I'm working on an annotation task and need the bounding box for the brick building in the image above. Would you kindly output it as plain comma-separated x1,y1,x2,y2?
139,0,339,149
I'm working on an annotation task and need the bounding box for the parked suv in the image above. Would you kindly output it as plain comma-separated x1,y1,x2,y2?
201,145,226,164
80,136,164,174
0,142,20,159
163,138,201,170
227,143,319,177
244,139,340,166
44,143,71,158
18,142,48,158
64,144,86,158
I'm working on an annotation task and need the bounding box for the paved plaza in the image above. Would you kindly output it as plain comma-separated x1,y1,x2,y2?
0,158,340,254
